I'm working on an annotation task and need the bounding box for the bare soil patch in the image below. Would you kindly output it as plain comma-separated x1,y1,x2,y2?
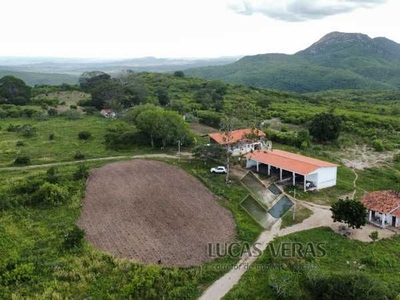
337,144,398,170
77,159,236,267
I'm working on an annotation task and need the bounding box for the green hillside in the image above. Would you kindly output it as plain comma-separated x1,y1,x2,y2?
0,69,78,86
186,32,400,92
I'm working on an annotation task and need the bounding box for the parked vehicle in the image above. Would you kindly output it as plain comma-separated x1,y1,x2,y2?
210,166,227,174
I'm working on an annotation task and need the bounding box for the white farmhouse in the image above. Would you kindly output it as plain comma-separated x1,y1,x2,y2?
361,191,400,228
208,128,267,156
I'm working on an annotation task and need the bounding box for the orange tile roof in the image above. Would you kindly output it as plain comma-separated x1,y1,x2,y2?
246,149,338,175
208,128,265,145
361,191,400,214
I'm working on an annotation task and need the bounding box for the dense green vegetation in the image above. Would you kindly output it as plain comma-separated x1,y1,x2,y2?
2,69,400,299
186,32,400,92
224,227,400,299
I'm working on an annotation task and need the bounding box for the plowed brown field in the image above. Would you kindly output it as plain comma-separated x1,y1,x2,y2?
77,159,236,267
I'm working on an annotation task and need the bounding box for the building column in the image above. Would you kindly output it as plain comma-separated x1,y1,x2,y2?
256,161,259,172
304,175,307,192
381,215,386,228
292,172,296,186
280,168,283,181
368,210,372,222
268,165,271,176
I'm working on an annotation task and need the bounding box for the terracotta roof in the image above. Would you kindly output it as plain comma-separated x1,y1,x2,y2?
208,128,265,145
361,191,400,214
246,149,338,175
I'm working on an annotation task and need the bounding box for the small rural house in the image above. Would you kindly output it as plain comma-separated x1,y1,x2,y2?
246,149,338,191
100,109,116,118
208,128,267,156
361,191,400,228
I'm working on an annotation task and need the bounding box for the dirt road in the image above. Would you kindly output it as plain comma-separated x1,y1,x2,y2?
0,153,192,171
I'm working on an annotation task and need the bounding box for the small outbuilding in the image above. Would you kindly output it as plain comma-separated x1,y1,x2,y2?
246,149,338,191
361,191,400,228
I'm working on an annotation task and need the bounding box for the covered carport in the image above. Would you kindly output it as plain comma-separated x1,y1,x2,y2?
246,149,338,191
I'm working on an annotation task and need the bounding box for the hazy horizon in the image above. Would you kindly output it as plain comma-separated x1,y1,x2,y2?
1,0,399,59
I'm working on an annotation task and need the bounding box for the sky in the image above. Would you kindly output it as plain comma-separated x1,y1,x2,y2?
0,0,398,59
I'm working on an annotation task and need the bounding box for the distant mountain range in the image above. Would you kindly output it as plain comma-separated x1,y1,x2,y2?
0,56,240,86
186,32,400,92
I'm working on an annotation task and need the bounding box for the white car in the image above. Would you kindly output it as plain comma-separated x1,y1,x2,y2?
210,166,227,174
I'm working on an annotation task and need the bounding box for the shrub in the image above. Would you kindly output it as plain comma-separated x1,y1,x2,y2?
63,225,85,250
369,231,379,242
14,156,31,165
47,108,58,116
46,167,60,184
372,139,384,152
63,110,81,120
281,125,289,132
73,164,89,181
2,263,35,285
49,133,55,140
394,153,400,162
74,151,85,160
7,124,20,132
32,182,69,206
83,106,98,115
20,124,36,137
78,131,92,140
197,110,221,128
70,105,77,110
16,140,24,147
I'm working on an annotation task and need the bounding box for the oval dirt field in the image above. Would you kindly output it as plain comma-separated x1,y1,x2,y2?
77,159,236,267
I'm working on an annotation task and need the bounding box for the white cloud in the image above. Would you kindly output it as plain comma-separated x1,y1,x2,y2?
228,0,388,22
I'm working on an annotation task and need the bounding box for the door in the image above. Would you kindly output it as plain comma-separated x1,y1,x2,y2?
392,216,397,227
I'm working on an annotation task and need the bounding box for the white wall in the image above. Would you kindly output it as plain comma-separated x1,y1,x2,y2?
316,167,337,189
246,159,257,168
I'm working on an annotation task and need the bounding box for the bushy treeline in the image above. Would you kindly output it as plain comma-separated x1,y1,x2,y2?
0,165,88,210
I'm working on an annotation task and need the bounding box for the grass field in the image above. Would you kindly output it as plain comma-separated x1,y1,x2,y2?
0,115,162,166
280,204,313,229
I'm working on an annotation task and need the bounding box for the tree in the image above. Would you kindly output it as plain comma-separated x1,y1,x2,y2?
220,116,240,183
136,110,164,147
0,76,31,105
124,104,161,125
79,71,111,92
90,80,124,109
296,129,311,148
155,86,170,106
309,113,342,142
330,198,367,229
136,109,192,148
192,144,225,163
173,70,185,78
117,72,149,107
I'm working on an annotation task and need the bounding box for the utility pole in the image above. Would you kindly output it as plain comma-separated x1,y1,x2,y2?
292,189,296,221
178,140,181,162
